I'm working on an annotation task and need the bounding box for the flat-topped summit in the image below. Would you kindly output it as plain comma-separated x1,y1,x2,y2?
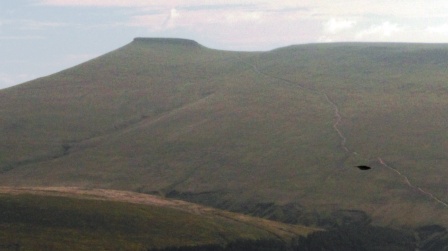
132,37,203,47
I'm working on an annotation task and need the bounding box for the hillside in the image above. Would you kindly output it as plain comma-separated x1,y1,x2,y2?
0,187,316,250
1,38,448,232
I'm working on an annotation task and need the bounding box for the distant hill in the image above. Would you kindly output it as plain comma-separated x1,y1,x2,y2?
1,38,448,233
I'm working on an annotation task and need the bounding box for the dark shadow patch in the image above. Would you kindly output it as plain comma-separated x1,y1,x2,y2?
295,224,417,251
416,225,448,250
356,165,371,170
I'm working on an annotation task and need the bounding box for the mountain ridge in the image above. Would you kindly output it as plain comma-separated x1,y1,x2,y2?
1,38,448,232
133,37,204,47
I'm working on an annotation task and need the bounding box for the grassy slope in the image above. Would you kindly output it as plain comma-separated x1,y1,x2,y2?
0,187,314,250
256,43,448,225
1,39,448,228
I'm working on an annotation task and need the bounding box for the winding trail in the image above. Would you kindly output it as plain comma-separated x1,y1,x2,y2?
239,55,349,154
323,93,349,153
239,55,448,209
244,59,307,90
378,158,448,208
1,93,216,174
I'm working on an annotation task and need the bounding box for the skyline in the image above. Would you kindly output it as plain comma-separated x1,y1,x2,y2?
2,0,448,89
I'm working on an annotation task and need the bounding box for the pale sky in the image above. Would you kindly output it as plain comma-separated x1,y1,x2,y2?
2,0,448,89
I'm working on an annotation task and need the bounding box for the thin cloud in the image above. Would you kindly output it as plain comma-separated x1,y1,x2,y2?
356,22,402,39
224,11,263,23
38,0,267,8
31,0,448,47
38,0,448,19
38,0,156,7
427,24,448,35
324,18,356,34
130,9,267,30
162,8,180,28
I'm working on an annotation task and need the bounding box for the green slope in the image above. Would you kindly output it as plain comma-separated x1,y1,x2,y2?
0,187,314,250
1,38,448,229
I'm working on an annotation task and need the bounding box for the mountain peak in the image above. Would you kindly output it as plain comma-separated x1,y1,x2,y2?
132,37,202,47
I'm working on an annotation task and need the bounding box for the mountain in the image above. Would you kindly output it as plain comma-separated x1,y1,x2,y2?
1,38,448,234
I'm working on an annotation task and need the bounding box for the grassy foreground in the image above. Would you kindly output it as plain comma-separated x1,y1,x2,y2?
0,188,316,250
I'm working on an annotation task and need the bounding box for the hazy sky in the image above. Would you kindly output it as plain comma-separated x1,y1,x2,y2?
2,0,448,89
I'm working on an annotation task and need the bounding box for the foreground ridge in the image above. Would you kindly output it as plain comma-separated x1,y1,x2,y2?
0,186,319,238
